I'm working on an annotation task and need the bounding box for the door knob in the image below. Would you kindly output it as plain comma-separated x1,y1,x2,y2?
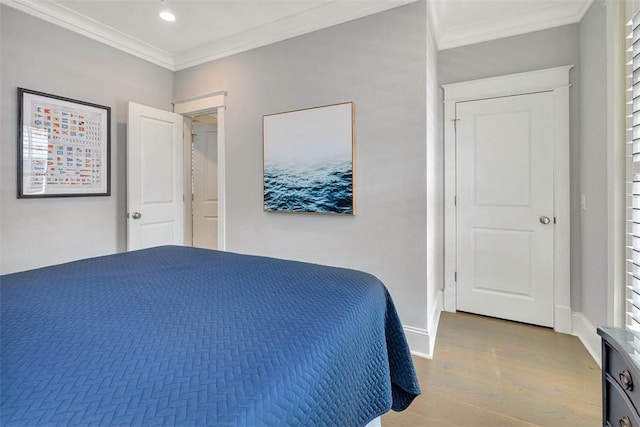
539,216,551,225
131,212,142,220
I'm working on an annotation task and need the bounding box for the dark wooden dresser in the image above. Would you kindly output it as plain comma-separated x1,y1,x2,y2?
598,327,640,427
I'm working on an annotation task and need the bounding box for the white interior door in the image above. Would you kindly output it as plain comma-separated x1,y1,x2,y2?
192,121,218,249
456,91,555,327
127,102,184,251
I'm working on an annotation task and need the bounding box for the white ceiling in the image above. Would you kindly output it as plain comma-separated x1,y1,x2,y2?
1,0,593,71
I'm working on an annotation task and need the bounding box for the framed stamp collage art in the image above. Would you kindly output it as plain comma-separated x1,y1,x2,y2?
18,88,111,198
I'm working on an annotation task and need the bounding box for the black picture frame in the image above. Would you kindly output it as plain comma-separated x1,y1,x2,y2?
17,88,111,198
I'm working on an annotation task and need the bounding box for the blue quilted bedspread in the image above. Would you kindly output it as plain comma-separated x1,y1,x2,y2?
1,246,420,426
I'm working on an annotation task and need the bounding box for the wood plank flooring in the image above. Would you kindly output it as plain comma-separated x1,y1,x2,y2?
382,312,601,426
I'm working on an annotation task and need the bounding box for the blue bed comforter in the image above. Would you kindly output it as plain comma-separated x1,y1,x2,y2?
1,246,420,426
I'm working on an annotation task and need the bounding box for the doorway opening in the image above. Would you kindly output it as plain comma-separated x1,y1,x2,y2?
442,66,571,334
173,91,227,251
186,113,218,250
126,92,226,252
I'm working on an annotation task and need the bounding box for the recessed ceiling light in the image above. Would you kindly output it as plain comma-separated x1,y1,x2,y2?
159,10,176,22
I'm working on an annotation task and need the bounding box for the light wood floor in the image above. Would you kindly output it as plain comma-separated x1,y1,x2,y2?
382,312,601,426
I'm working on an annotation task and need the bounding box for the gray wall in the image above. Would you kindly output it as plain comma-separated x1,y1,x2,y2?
579,0,608,327
175,2,430,328
0,6,174,274
438,24,583,312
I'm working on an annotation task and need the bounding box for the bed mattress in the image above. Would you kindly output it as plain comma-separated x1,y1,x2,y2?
1,246,420,426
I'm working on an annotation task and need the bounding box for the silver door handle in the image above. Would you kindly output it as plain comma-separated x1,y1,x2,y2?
539,216,551,225
131,212,142,220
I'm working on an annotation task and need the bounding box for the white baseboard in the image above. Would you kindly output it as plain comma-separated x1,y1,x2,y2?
444,286,456,312
554,304,573,334
428,290,443,354
404,304,600,366
364,416,381,427
403,290,443,360
571,311,601,367
403,325,432,359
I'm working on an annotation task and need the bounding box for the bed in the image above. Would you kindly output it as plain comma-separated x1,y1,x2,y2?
1,246,420,426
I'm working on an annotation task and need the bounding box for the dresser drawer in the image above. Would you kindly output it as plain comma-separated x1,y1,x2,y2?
606,377,640,427
599,328,640,427
607,342,640,411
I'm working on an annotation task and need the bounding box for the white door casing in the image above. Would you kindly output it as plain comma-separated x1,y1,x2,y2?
183,117,194,246
456,92,554,327
192,121,218,250
127,102,184,251
443,66,572,333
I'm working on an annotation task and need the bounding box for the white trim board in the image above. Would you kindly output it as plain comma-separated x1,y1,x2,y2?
427,290,443,356
441,66,573,102
431,0,593,51
406,310,601,365
404,290,443,359
172,1,416,71
572,312,601,367
404,326,432,360
173,93,227,251
442,66,573,334
364,416,381,427
606,0,627,328
0,0,174,69
0,0,416,71
173,92,226,116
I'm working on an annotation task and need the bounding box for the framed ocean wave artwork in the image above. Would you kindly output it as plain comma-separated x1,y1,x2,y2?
263,102,355,215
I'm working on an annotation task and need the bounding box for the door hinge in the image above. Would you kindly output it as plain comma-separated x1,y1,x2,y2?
452,118,460,131
454,196,457,206
454,272,457,282
554,217,557,224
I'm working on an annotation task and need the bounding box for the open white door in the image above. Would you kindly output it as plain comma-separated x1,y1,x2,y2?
127,102,184,251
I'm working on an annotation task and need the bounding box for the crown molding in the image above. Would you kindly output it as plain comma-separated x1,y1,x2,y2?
425,0,440,49
437,0,593,51
174,1,417,70
1,0,417,72
3,0,590,65
0,0,175,70
426,0,444,50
